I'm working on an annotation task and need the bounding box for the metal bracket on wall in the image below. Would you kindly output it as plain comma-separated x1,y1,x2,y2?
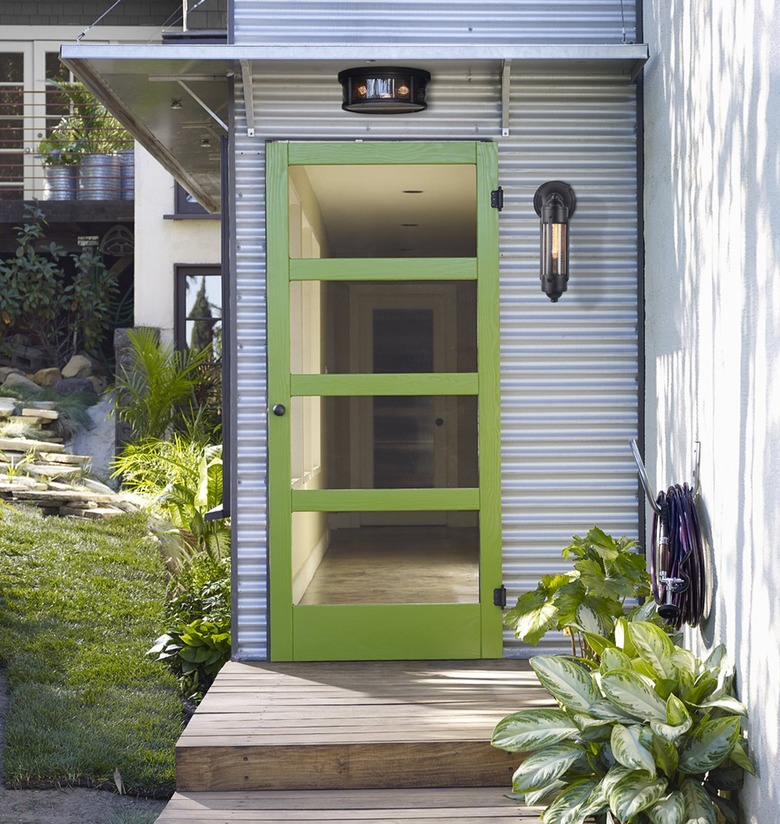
630,439,702,514
501,60,511,137
240,60,256,137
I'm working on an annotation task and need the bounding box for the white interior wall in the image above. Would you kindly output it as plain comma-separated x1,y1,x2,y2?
643,3,780,821
133,144,221,342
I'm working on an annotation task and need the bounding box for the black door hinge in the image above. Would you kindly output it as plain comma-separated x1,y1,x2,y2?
493,585,507,608
491,186,504,211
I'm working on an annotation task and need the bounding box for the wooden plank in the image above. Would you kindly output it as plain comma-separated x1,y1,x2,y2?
155,788,543,823
176,741,520,792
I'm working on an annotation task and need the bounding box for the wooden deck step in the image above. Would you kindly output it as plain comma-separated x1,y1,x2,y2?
176,660,550,792
155,787,543,823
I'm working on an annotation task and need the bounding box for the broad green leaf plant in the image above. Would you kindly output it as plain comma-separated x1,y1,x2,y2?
492,620,754,824
504,527,654,657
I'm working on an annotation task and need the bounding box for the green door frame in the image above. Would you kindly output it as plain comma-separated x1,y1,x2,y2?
266,140,502,661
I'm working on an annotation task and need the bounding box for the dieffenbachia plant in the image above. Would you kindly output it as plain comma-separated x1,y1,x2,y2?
492,620,753,824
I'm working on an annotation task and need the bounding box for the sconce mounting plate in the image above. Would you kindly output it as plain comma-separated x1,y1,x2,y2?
533,180,576,216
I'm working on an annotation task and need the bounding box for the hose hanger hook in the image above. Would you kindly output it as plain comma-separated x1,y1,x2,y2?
630,439,701,510
630,439,662,514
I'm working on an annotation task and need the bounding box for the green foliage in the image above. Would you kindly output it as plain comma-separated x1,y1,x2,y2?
504,527,655,657
149,617,231,703
0,506,180,794
149,553,231,701
39,81,133,159
0,205,118,366
114,327,213,442
492,621,753,824
113,435,229,563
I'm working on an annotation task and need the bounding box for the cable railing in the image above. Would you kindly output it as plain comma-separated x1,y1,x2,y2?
0,86,135,202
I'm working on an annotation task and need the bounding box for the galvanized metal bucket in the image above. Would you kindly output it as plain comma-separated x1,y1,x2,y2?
43,165,78,201
117,149,135,200
78,153,121,200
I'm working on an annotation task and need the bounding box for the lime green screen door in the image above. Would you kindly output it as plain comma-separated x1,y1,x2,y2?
266,141,502,661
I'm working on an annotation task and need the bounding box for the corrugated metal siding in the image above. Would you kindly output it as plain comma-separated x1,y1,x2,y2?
234,1,637,45
232,67,639,661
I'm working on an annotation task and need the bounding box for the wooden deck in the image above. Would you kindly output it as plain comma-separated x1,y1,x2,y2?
157,660,552,823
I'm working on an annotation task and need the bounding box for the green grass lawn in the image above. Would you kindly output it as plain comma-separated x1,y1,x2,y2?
0,504,183,797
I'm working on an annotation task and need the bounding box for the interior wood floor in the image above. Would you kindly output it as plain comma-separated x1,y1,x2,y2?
298,526,480,605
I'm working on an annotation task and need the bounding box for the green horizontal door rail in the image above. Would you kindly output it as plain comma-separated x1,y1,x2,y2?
289,258,477,281
291,488,480,513
287,141,478,165
290,373,478,397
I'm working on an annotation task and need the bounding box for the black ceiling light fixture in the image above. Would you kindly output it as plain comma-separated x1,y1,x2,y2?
338,66,431,114
534,181,576,302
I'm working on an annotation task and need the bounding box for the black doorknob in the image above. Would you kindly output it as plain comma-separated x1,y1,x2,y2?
435,418,444,426
272,404,286,417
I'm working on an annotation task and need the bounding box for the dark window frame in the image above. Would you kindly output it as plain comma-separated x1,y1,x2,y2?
174,264,223,351
166,182,221,220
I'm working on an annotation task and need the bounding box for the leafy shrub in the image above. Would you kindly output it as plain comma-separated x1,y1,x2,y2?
149,555,231,701
0,205,118,366
114,327,212,443
504,527,655,657
492,621,753,824
113,435,229,564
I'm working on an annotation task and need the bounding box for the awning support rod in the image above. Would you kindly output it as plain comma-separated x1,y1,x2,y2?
176,79,228,131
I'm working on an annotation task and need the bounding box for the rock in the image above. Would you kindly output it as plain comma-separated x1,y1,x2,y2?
0,437,65,454
52,377,97,396
1,372,42,394
68,394,116,483
61,355,94,379
34,367,62,387
21,407,60,421
88,375,108,394
11,343,48,371
0,367,22,383
0,397,16,416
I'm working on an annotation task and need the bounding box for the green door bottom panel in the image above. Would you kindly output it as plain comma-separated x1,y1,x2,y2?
291,604,482,661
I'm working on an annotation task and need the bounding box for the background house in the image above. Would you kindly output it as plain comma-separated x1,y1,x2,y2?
0,1,222,369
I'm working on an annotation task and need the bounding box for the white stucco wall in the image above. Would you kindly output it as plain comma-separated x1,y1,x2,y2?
643,2,780,820
133,144,221,342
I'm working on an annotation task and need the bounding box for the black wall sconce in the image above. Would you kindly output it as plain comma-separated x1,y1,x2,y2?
338,66,430,114
534,181,576,302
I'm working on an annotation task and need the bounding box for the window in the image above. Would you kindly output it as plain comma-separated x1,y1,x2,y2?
0,52,24,200
175,265,222,354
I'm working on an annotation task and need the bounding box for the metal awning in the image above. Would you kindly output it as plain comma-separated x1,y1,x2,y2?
60,42,649,213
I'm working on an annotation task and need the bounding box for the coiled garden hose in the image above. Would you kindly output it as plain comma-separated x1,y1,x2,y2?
650,483,705,628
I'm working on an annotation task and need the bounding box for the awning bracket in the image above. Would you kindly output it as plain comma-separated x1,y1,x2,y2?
240,60,256,137
501,60,511,137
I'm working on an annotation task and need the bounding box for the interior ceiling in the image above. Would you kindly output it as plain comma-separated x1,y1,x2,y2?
298,164,477,257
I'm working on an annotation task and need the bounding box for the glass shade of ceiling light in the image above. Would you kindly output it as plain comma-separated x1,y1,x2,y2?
338,66,431,114
533,181,577,302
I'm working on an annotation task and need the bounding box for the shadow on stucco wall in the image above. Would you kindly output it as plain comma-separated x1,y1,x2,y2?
643,0,780,820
